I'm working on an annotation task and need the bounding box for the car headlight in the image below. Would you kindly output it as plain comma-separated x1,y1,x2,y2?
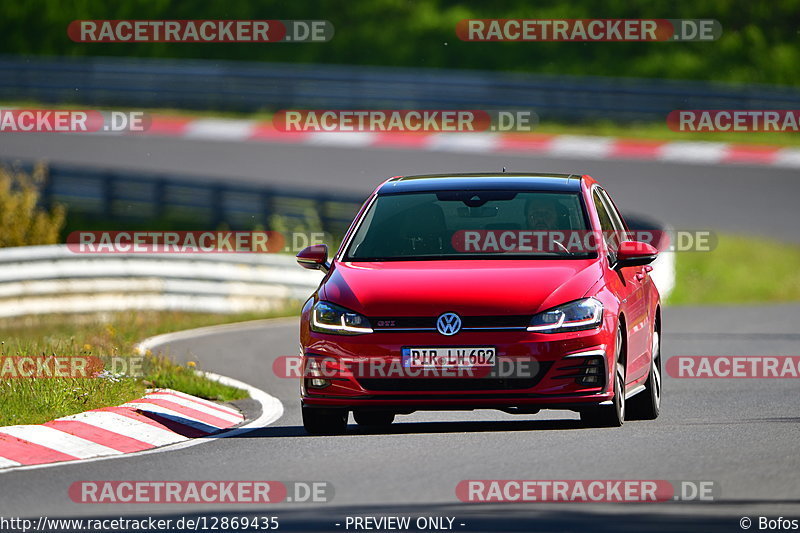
311,301,373,335
527,298,603,333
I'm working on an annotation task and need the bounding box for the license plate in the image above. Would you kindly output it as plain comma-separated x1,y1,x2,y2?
402,347,496,368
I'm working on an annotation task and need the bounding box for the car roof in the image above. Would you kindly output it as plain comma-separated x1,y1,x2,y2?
376,173,583,194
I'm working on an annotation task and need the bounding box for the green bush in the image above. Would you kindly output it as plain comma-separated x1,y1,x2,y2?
0,165,66,247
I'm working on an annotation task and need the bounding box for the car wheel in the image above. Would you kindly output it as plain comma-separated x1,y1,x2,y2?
302,405,348,435
581,328,625,427
628,330,662,420
353,410,395,427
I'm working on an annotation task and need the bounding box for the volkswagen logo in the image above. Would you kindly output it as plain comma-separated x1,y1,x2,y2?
436,312,462,336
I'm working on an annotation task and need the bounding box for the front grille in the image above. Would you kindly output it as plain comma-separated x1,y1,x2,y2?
357,362,551,391
372,315,530,330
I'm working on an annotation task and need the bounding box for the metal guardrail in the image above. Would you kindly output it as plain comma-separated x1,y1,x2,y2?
4,160,366,237
0,245,323,318
3,55,800,122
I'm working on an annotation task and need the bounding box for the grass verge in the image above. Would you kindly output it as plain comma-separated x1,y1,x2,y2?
0,308,297,426
669,234,800,305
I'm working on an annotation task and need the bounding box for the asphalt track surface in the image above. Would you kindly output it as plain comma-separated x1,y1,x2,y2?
0,133,799,531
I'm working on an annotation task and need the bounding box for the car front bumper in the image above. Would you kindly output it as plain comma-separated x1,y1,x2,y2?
300,322,618,412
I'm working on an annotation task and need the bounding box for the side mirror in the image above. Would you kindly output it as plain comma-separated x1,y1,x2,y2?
296,244,330,273
615,240,658,269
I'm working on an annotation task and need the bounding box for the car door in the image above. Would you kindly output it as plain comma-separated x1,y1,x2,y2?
592,189,639,387
597,188,650,384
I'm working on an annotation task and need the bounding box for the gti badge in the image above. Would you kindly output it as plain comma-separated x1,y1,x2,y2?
436,312,462,336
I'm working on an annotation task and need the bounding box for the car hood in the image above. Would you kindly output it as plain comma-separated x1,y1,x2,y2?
321,259,603,317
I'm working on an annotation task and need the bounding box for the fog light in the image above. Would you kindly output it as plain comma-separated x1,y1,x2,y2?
306,358,330,388
576,355,605,387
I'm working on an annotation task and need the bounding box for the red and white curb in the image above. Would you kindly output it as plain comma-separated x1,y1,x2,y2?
0,388,243,469
120,116,800,168
0,320,290,473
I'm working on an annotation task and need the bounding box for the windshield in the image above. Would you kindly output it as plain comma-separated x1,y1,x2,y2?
344,190,596,260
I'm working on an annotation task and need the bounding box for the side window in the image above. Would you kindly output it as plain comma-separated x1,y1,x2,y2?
592,189,618,262
598,188,629,241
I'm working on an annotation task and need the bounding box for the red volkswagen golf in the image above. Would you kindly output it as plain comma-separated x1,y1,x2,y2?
296,173,662,434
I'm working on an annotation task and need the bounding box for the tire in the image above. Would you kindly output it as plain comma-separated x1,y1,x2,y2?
353,410,395,427
302,405,348,435
628,330,662,420
581,328,625,427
